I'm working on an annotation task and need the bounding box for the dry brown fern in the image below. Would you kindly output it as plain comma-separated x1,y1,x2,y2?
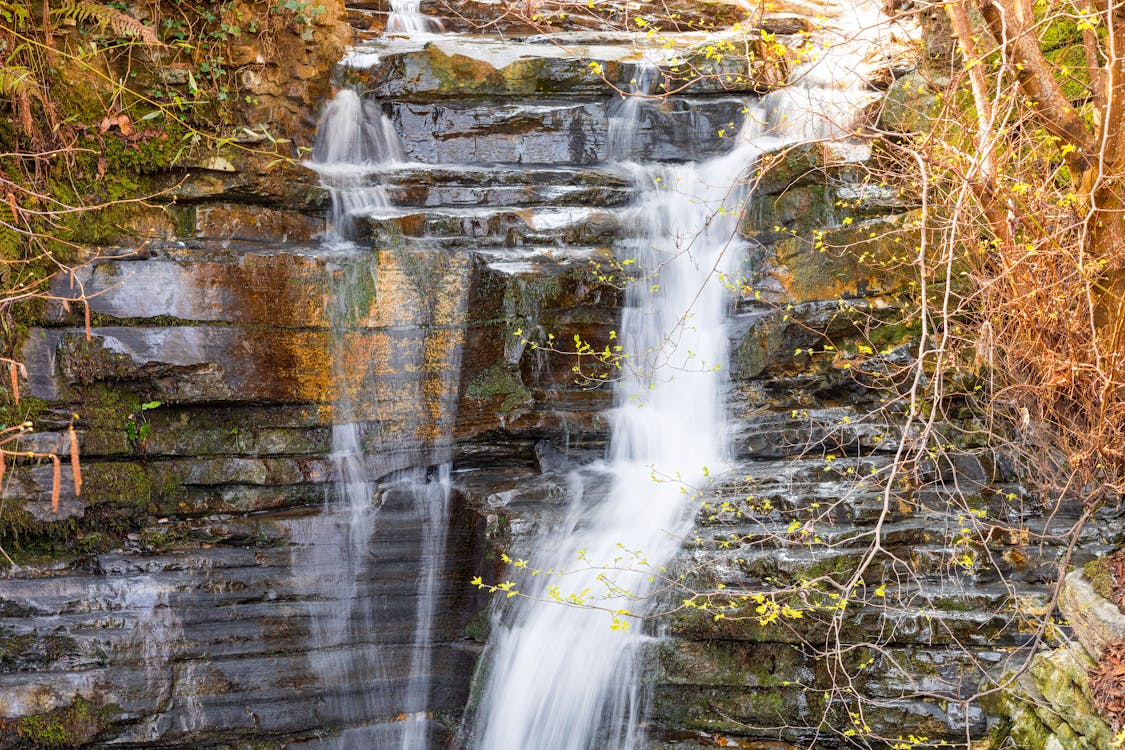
49,0,160,45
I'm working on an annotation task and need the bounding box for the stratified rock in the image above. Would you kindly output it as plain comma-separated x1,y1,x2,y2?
748,211,920,304
1059,569,1125,661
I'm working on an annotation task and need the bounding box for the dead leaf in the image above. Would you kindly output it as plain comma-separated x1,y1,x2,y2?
51,455,61,513
97,113,134,137
69,425,81,497
1090,639,1125,729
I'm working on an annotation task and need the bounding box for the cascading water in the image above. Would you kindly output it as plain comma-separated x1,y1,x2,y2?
470,105,758,750
309,89,402,242
469,4,890,747
288,88,399,750
386,0,443,34
396,467,454,750
606,63,660,162
291,85,462,749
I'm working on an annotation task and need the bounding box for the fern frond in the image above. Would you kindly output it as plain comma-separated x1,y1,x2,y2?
0,0,31,26
0,66,36,97
51,0,160,45
0,195,21,280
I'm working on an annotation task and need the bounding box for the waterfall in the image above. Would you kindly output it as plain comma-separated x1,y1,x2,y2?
307,89,402,242
606,63,660,162
470,113,758,750
292,87,462,749
386,0,443,34
396,467,454,750
469,4,889,747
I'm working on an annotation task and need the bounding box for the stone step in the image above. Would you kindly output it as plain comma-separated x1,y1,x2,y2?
23,321,466,410
382,163,634,208
362,204,622,247
667,579,1040,647
731,406,908,459
388,95,752,165
344,32,785,101
344,1,758,36
46,239,611,328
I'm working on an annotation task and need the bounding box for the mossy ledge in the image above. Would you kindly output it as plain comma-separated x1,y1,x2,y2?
0,696,121,749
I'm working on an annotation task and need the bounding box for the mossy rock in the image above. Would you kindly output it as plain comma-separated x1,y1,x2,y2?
1083,556,1115,602
367,45,619,100
879,71,942,134
466,362,533,414
743,183,839,244
752,143,831,196
751,211,921,305
0,696,120,748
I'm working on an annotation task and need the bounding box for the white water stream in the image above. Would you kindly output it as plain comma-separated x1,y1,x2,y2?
386,0,443,35
296,1,899,746
295,86,458,749
469,2,894,747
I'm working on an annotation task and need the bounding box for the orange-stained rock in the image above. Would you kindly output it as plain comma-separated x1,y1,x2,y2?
749,211,921,305
195,204,323,243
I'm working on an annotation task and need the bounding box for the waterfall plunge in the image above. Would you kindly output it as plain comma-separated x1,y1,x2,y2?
293,88,459,749
469,3,890,746
470,104,759,750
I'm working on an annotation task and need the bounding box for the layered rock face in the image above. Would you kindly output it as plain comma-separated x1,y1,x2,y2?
986,570,1119,750
3,2,1122,750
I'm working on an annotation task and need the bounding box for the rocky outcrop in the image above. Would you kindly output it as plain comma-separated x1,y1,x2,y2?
986,570,1119,750
3,1,1120,749
1,13,654,747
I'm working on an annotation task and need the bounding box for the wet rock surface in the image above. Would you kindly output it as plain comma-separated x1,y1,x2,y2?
2,1,1116,749
986,570,1119,750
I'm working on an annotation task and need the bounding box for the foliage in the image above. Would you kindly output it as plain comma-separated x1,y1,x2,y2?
0,0,310,564
893,0,1125,504
52,0,161,44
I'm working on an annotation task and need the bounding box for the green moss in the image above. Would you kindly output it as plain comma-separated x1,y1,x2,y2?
84,462,169,513
461,606,492,643
754,143,826,194
1039,14,1084,52
0,496,86,565
169,204,198,238
55,201,167,246
1083,557,1115,602
1006,697,1057,750
87,313,203,328
504,274,565,321
466,363,533,413
1044,44,1091,101
0,396,64,431
868,317,922,351
0,631,35,668
11,696,118,748
932,596,977,613
333,257,380,328
99,129,191,175
137,526,188,551
0,450,182,565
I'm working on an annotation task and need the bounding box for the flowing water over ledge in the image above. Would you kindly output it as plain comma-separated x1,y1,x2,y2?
296,78,467,747
465,4,894,746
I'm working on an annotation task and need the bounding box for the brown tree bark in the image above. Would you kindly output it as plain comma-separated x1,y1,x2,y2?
976,0,1095,172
